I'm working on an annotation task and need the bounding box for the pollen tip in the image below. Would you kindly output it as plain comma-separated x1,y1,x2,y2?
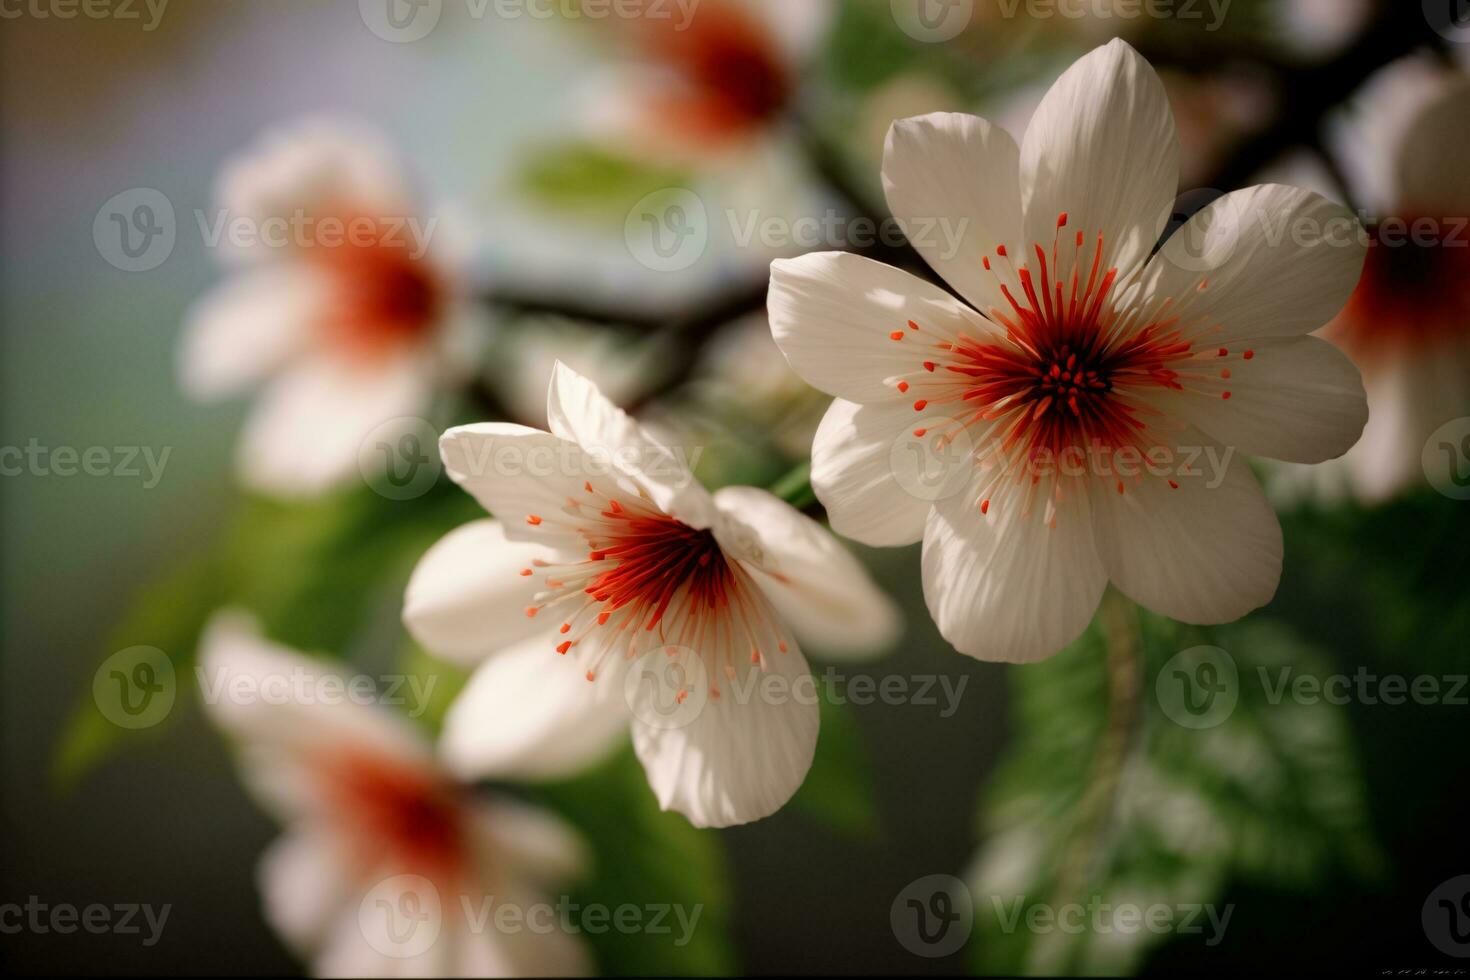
889,330,905,341
556,640,572,654
1222,391,1232,400
519,568,532,577
525,514,542,526
980,498,990,515
907,319,919,331
559,622,571,634
923,360,936,372
778,641,788,653
585,670,596,682
583,481,594,493
1116,480,1125,495
913,428,927,437
982,256,991,270
996,244,1008,257
1168,479,1179,489
524,606,539,618
913,399,928,411
1057,212,1068,228
1243,349,1255,360
1218,348,1228,357
897,380,910,393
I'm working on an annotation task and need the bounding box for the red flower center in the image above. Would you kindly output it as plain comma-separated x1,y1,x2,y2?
313,229,441,359
1330,217,1470,358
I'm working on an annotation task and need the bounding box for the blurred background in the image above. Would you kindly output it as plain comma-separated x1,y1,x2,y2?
3,0,1469,975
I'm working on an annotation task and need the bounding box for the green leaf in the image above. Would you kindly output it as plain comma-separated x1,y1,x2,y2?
790,691,879,840
532,747,735,976
969,600,1380,976
767,460,815,511
517,142,691,221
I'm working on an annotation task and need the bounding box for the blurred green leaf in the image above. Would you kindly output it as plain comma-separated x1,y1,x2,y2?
517,142,691,221
969,601,1381,976
534,747,735,976
790,692,879,840
397,641,471,736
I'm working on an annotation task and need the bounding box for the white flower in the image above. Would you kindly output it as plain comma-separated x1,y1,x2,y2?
179,119,484,498
1275,59,1470,504
403,363,899,829
767,40,1369,664
199,612,591,978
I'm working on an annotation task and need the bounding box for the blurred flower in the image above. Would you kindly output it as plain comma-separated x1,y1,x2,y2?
179,119,486,498
768,40,1367,663
403,364,899,829
1274,0,1373,59
1272,59,1470,504
200,612,590,977
492,317,662,429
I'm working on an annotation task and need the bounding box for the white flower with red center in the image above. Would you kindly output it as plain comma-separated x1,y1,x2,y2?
179,119,484,498
199,613,590,977
1281,59,1470,503
768,40,1370,663
403,363,899,829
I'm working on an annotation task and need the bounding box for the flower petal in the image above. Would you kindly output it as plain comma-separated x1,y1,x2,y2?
630,640,818,828
178,266,324,399
237,352,434,498
768,250,991,403
1090,430,1282,624
921,474,1107,663
547,361,715,529
711,485,901,659
811,397,934,547
438,635,629,782
1394,74,1470,215
468,797,588,888
403,519,559,667
1142,183,1366,344
1020,39,1179,279
1157,335,1367,463
883,112,1023,315
257,827,354,959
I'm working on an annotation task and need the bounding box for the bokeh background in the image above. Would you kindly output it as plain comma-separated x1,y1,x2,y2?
3,0,1469,975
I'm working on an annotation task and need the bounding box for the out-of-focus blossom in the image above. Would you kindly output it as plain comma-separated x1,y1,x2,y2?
200,612,590,977
1274,0,1374,59
768,41,1367,663
857,71,966,168
179,120,485,498
694,312,830,458
492,317,662,429
1273,59,1470,504
1161,68,1276,189
403,364,899,828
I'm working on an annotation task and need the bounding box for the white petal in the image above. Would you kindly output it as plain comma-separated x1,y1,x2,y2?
883,112,1023,315
1090,430,1282,624
438,635,629,782
237,352,435,498
811,397,934,547
403,520,559,668
711,486,901,659
198,611,432,820
257,827,354,959
631,640,818,829
1020,39,1179,279
768,250,992,403
546,361,714,529
438,422,598,548
921,475,1107,663
467,796,588,889
178,266,324,399
1395,75,1470,216
1141,183,1366,345
1156,335,1368,463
